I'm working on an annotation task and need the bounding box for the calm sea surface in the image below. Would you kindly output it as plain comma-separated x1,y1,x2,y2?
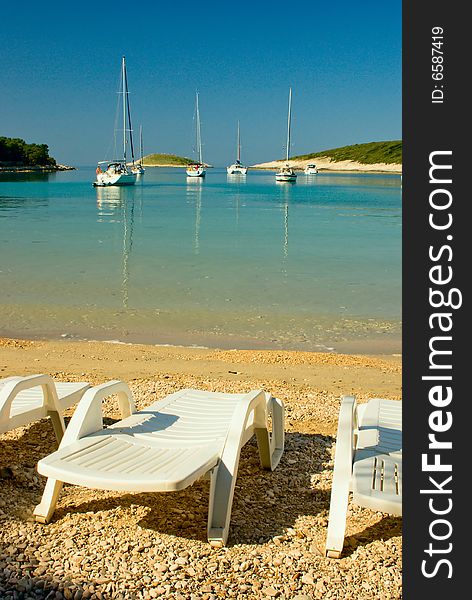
0,168,401,353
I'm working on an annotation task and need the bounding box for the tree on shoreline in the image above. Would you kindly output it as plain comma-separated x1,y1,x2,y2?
0,137,56,166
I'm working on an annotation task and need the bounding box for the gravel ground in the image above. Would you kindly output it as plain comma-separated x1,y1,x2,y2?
1,367,402,599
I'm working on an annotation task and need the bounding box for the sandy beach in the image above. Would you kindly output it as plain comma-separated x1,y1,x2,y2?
0,337,402,599
251,158,402,174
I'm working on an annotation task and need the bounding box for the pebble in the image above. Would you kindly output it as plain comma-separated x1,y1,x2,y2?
0,374,402,599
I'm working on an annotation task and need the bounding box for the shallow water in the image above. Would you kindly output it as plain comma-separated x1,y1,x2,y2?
0,167,401,353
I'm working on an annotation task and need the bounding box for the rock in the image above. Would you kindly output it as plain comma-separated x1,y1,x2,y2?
0,372,402,600
0,467,13,479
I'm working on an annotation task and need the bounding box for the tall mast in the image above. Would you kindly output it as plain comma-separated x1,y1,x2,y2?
140,125,143,165
195,91,203,164
124,58,135,165
286,87,292,163
122,57,127,163
237,121,241,162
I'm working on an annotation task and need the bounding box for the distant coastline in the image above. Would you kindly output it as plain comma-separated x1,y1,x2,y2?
143,163,214,168
252,140,402,174
0,164,75,173
251,158,402,174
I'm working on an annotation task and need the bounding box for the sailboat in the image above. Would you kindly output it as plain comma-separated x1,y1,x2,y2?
94,56,137,187
132,125,145,175
275,87,297,183
227,121,248,175
186,91,206,178
304,163,318,175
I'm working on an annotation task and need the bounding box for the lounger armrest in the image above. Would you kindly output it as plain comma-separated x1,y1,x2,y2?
60,380,136,445
0,374,60,423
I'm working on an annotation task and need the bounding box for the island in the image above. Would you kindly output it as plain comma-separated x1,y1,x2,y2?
0,136,74,172
252,140,402,173
142,153,195,167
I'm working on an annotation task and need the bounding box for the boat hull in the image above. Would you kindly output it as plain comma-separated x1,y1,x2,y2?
93,172,137,187
304,164,318,175
275,173,297,182
186,167,206,177
227,165,248,175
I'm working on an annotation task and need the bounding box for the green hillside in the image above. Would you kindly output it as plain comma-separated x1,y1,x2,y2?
143,153,194,166
292,141,402,164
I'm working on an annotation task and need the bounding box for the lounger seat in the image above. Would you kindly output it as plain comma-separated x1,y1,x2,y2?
325,396,402,558
35,381,284,546
0,375,90,439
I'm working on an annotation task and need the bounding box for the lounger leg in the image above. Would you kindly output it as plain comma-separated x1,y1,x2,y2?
47,411,66,443
207,458,240,547
33,478,63,524
207,390,285,547
325,481,350,558
255,395,284,470
325,396,357,558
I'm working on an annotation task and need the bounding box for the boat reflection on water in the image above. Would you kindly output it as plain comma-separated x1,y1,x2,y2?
95,185,136,308
226,173,246,227
96,185,125,213
276,181,293,262
226,173,246,183
186,177,202,254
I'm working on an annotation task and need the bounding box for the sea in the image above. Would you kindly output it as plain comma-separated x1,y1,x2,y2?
0,167,401,354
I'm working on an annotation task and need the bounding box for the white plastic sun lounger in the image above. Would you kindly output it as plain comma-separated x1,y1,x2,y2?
325,395,402,558
34,380,284,546
0,374,90,441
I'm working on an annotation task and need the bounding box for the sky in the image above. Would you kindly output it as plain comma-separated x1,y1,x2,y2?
0,1,401,167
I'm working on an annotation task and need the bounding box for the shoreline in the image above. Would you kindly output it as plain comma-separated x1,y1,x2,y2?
0,164,75,173
0,320,402,356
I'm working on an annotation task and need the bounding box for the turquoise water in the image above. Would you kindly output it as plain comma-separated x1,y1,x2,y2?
0,168,401,353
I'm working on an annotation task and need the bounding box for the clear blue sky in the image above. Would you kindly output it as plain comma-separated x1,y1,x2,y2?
0,1,401,167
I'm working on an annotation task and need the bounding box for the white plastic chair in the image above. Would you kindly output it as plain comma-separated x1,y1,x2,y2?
34,380,284,546
325,395,402,558
0,374,90,441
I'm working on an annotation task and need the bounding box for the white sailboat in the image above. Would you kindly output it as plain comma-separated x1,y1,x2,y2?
94,56,137,187
227,121,248,175
132,125,145,175
186,91,206,178
275,87,297,183
304,163,318,175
